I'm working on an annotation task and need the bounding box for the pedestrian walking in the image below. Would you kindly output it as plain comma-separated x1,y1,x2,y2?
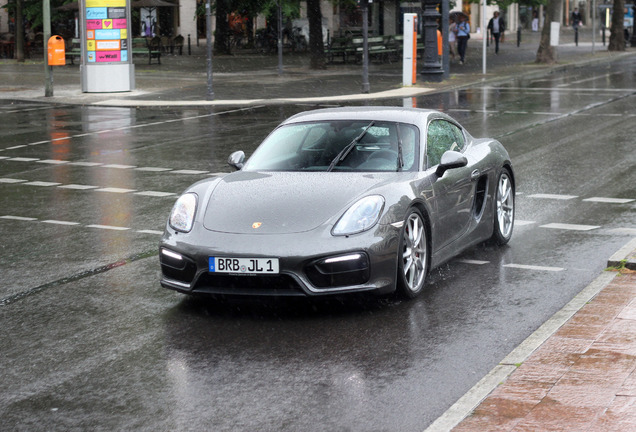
532,10,539,32
487,11,505,54
456,15,470,64
571,8,582,45
448,18,457,61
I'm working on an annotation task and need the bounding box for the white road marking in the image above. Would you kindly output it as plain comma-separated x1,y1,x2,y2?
171,169,209,175
1,214,164,234
37,160,69,165
136,229,163,235
6,146,28,150
134,191,176,197
527,193,578,200
95,187,137,193
504,263,565,272
458,259,490,265
2,177,175,197
8,157,38,162
102,164,137,169
540,223,600,231
0,215,37,221
42,220,80,226
135,167,172,172
583,197,635,204
57,184,99,190
1,157,216,176
22,181,62,187
67,162,104,167
86,224,130,231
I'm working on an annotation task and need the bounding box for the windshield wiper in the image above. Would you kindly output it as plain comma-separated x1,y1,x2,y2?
327,121,375,172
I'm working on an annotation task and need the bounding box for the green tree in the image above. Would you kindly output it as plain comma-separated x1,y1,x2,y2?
608,0,625,50
535,0,560,63
307,0,325,69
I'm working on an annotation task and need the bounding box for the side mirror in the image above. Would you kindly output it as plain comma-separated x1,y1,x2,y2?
435,150,468,177
228,151,245,171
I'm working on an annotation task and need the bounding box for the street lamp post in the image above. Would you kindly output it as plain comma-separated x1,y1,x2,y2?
205,0,214,100
361,0,370,93
631,4,636,47
421,0,443,82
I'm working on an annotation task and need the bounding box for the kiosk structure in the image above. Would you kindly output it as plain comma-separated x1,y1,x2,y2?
80,0,135,92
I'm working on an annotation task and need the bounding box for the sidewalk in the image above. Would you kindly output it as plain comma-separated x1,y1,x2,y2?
0,28,633,107
431,238,636,432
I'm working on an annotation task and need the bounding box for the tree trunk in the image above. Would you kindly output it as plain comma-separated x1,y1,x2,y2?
306,0,325,69
608,0,625,51
214,0,231,54
535,0,562,63
15,0,25,62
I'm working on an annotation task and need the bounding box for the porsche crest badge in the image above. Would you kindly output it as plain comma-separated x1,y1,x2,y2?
252,222,262,229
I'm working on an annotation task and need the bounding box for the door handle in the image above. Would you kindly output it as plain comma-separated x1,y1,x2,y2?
471,169,480,180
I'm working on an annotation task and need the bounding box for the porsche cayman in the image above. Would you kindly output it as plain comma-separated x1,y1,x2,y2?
159,107,514,299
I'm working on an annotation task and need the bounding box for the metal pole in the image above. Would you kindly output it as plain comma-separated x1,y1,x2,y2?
44,0,53,97
277,1,283,75
592,0,596,53
482,0,487,75
205,0,214,100
441,0,449,79
361,0,370,93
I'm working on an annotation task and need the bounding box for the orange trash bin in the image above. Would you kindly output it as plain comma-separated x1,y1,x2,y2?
47,35,66,66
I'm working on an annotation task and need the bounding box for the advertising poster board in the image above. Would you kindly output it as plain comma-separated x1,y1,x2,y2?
80,0,135,92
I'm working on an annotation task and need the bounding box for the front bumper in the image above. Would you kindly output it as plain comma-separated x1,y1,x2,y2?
159,224,399,297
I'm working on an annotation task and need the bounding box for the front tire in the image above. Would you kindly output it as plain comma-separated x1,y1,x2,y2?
492,168,514,245
397,208,429,298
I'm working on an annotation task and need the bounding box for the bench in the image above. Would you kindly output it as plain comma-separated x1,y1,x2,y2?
393,34,425,59
65,38,81,64
132,37,161,64
326,37,355,63
353,36,399,64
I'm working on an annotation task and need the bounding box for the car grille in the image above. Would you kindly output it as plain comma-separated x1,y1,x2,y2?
193,273,306,296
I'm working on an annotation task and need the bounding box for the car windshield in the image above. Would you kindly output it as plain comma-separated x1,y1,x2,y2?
242,120,420,172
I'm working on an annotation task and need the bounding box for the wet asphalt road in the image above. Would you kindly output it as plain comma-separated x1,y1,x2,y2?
1,58,635,431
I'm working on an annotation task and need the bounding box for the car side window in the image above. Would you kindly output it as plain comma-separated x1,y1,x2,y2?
426,120,465,168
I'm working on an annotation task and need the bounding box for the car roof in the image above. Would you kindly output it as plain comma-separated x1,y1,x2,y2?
282,107,445,126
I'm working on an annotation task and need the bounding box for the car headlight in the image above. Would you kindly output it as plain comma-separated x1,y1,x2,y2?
332,195,384,236
169,193,198,233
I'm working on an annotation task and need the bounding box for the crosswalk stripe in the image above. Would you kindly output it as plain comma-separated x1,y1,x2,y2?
540,223,600,231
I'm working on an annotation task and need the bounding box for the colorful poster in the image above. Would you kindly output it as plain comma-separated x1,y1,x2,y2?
87,8,108,19
95,29,121,40
84,0,130,64
96,40,120,50
96,51,121,62
86,0,126,7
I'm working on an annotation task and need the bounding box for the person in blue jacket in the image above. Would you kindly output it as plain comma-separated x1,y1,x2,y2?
456,15,470,64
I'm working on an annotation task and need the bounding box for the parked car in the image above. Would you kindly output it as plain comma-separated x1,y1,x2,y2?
160,107,515,299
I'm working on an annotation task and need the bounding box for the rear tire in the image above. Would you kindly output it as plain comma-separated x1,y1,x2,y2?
397,208,428,298
491,168,514,245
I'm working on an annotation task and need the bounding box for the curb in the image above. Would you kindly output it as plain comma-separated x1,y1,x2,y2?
424,237,636,432
607,237,636,271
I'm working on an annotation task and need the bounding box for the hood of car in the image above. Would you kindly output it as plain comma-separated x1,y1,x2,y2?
202,171,389,234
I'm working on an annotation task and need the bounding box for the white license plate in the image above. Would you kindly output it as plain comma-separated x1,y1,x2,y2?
209,257,279,274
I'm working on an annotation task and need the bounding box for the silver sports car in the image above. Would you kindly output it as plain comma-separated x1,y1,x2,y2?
160,107,514,298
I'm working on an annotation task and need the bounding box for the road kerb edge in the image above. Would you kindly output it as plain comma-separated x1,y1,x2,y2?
423,270,618,432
